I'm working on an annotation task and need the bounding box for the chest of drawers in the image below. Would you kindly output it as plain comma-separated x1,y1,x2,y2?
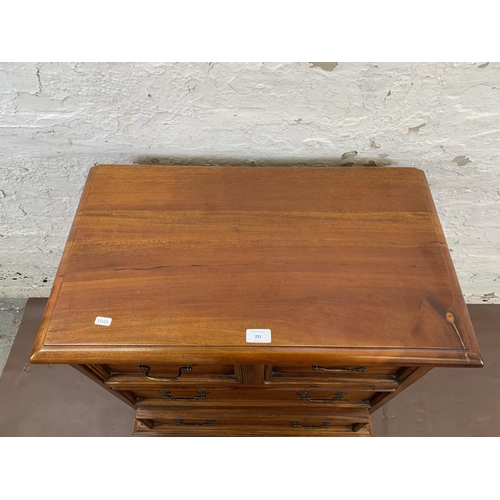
30,165,483,436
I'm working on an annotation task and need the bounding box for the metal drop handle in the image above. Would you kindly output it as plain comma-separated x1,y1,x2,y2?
160,390,209,401
175,420,214,427
291,422,330,429
137,364,194,381
297,391,346,402
312,365,366,373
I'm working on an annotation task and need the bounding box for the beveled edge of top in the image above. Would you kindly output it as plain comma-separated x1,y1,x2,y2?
30,344,484,367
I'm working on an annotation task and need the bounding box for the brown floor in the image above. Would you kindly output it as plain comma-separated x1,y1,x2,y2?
0,299,498,436
0,299,135,436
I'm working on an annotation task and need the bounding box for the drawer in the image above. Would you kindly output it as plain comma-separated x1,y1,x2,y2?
134,419,372,436
131,387,376,407
135,405,370,432
104,363,239,387
265,364,402,388
271,364,402,375
106,363,235,377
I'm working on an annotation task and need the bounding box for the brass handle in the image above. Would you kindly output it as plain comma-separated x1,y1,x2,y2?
312,365,366,373
297,391,346,402
160,390,209,401
175,420,214,427
291,422,329,429
137,364,194,381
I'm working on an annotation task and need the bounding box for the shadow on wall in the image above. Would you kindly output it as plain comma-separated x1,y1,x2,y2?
133,154,397,168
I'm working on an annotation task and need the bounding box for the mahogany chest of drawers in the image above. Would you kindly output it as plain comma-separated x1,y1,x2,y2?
30,165,483,436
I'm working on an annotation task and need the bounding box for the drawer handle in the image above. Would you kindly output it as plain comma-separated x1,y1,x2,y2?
312,365,366,373
291,422,330,429
137,364,194,381
297,391,346,402
175,420,214,427
160,390,209,401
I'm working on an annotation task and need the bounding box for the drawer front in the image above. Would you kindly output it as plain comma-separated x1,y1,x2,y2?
271,364,401,375
131,387,376,407
104,363,239,386
135,405,370,430
106,363,235,377
265,364,402,387
134,419,372,436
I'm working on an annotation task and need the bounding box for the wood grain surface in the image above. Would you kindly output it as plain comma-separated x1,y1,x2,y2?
30,165,482,367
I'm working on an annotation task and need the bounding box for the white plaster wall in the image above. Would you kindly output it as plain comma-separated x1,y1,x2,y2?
0,62,498,302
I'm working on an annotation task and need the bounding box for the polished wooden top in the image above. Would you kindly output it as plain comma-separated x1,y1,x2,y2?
31,165,482,366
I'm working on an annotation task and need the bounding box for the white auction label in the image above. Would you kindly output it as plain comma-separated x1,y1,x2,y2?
246,329,271,343
94,316,112,326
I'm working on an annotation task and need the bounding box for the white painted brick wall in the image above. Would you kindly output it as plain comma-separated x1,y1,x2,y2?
0,62,498,302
